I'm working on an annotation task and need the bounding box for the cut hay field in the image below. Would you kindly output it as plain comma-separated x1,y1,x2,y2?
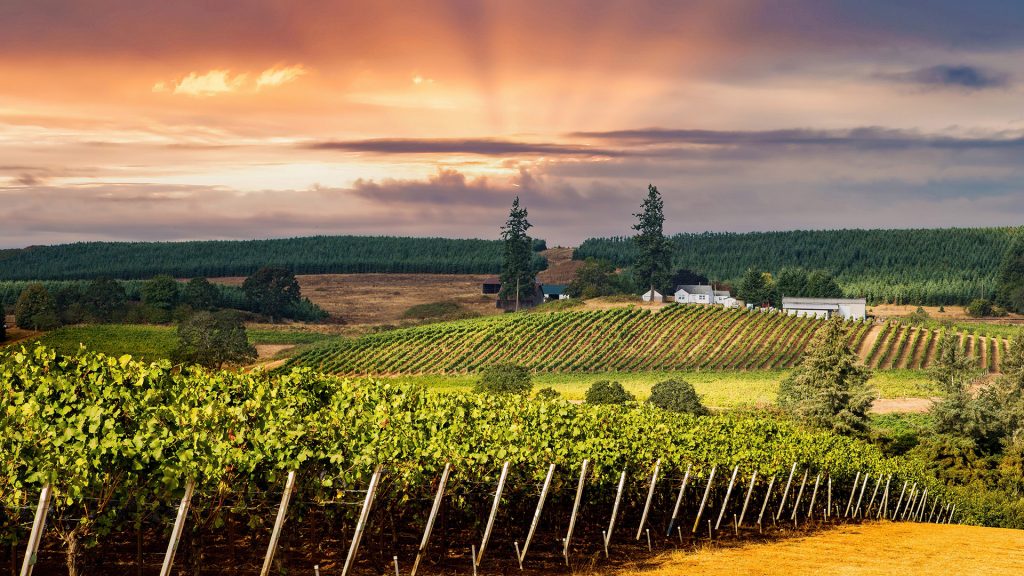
628,522,1024,576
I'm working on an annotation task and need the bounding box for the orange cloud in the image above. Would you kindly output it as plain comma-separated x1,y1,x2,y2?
256,65,308,89
154,65,307,97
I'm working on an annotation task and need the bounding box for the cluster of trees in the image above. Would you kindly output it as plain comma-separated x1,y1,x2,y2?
10,268,326,331
736,267,843,308
0,236,548,280
995,232,1024,314
575,227,1018,305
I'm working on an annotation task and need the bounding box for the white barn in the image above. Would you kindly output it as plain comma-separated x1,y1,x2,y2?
782,297,867,320
674,285,738,307
641,289,664,302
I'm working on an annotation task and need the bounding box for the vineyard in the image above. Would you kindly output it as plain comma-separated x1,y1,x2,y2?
286,305,1006,376
1,346,989,576
860,321,1010,372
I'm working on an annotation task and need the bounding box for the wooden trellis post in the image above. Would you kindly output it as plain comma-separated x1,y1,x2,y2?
853,473,870,519
19,483,52,576
864,476,881,518
756,475,777,527
877,476,891,519
692,465,717,533
636,460,661,540
604,469,627,556
892,481,908,520
715,466,739,531
159,479,196,576
775,463,798,520
515,463,553,568
260,471,297,576
806,474,821,520
666,464,691,536
790,470,809,522
844,472,861,517
342,465,383,576
737,470,758,527
562,459,589,561
411,463,451,576
476,461,510,567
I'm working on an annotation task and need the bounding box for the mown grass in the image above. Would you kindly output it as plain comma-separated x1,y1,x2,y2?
25,324,332,362
387,368,939,408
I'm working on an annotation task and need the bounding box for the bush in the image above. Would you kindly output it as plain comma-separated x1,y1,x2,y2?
15,284,60,330
647,379,709,415
401,301,479,321
584,380,635,405
966,298,994,318
0,303,5,341
535,386,561,400
474,364,532,396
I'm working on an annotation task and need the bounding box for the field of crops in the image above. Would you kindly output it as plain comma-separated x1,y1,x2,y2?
1,346,980,575
862,321,1010,372
288,305,994,376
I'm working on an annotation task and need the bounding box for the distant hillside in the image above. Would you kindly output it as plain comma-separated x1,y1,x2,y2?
0,236,547,280
575,227,1018,305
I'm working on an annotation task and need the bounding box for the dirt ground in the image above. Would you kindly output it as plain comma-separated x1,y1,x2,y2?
627,522,1024,576
212,273,501,326
868,304,1024,322
870,397,935,414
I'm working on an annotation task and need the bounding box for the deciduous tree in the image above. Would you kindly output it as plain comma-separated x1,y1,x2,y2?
15,283,60,330
242,267,301,322
171,310,256,369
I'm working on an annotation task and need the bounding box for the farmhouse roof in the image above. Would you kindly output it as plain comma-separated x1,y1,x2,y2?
782,297,867,309
482,276,501,285
542,284,567,296
676,284,713,295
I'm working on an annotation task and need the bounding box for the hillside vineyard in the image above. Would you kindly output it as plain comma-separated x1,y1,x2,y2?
288,305,1005,375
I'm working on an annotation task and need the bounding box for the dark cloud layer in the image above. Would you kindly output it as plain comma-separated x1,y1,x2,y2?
883,65,1011,90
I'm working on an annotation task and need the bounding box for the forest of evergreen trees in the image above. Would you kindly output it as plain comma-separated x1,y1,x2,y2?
0,236,548,280
574,227,1018,305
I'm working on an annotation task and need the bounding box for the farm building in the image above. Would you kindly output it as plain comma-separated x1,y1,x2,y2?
641,289,664,302
481,276,502,295
674,285,738,307
542,284,569,301
782,297,867,320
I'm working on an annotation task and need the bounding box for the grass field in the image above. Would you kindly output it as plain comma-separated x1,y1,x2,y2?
629,522,1024,576
388,368,938,408
22,324,329,362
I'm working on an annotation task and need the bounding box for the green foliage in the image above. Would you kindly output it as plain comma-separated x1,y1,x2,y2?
171,311,257,369
585,380,636,405
141,275,179,309
996,230,1024,314
737,269,777,307
535,386,561,400
0,235,548,279
777,317,875,436
631,184,672,295
965,298,993,318
15,283,60,330
182,277,219,310
0,303,5,341
566,258,628,298
242,267,301,322
647,379,709,415
499,197,538,302
288,306,904,375
82,278,127,322
473,363,533,396
576,227,1016,305
906,306,931,326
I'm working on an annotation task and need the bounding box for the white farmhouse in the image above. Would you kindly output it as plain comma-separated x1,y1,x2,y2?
782,297,867,320
674,285,738,307
641,289,664,302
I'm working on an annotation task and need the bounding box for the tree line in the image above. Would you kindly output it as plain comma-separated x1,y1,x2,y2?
574,227,1018,305
0,236,548,280
6,268,327,331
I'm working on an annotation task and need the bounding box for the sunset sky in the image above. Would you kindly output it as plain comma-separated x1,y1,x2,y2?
2,0,1024,247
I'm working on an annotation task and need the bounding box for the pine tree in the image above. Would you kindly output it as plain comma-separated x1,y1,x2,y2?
499,197,536,306
632,184,672,299
996,230,1024,314
777,316,875,436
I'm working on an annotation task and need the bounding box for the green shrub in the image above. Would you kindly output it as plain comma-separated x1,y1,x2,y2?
647,379,709,415
15,283,60,330
966,298,994,318
535,386,561,400
474,364,533,396
584,380,635,405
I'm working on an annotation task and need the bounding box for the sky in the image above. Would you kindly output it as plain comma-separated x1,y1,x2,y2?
2,0,1024,248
